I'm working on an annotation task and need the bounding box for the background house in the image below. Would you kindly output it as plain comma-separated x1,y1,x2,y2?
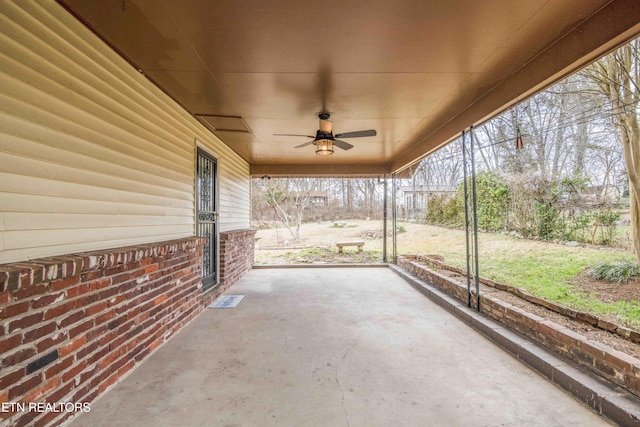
398,185,456,220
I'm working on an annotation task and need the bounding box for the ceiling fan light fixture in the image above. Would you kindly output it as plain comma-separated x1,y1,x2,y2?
315,139,334,155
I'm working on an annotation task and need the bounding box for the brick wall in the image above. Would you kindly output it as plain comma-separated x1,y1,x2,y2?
397,256,640,399
219,229,256,290
0,238,212,427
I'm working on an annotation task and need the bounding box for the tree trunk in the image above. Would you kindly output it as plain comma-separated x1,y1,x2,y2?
619,114,640,260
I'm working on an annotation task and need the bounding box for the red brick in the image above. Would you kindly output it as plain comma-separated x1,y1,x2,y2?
0,301,29,320
153,294,167,306
74,385,99,406
123,337,141,355
86,301,109,316
59,336,87,357
14,409,39,427
580,339,608,359
50,275,80,291
0,291,11,305
68,319,93,338
116,300,134,315
95,309,116,326
67,283,90,298
124,305,141,319
134,347,150,362
105,265,126,277
89,278,111,291
24,377,61,403
81,269,104,282
538,320,560,338
8,373,42,399
35,406,73,427
149,337,163,352
0,368,25,390
604,349,639,373
46,379,74,403
144,264,159,274
44,355,73,379
86,324,108,342
43,300,75,320
98,349,120,370
597,318,617,332
76,341,99,361
111,273,130,285
108,334,127,351
97,287,118,301
2,347,36,367
61,360,87,383
23,321,57,343
87,346,109,365
115,320,134,336
109,294,127,307
118,359,135,377
37,330,67,353
13,284,48,301
107,315,127,330
0,334,23,354
90,365,112,389
126,324,143,340
135,311,151,324
99,370,119,393
59,309,86,328
24,264,45,286
111,353,131,372
79,365,98,385
98,330,118,347
8,312,43,333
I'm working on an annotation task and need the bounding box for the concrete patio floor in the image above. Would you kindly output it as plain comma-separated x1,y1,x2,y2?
67,267,611,427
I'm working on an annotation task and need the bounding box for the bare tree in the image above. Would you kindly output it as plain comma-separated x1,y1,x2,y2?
257,178,315,241
582,38,640,262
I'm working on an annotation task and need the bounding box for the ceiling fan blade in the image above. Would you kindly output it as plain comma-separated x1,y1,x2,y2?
334,139,354,150
274,133,315,138
334,130,377,138
294,141,315,148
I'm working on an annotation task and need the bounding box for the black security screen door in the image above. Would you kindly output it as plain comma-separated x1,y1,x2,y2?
196,148,218,291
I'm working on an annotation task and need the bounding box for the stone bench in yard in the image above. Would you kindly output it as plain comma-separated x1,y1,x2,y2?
336,241,365,253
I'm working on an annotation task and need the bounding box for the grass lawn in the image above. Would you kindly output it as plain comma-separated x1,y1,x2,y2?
396,221,640,327
255,220,640,327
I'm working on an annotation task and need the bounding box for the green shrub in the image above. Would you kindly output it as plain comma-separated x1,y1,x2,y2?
565,211,594,242
588,260,640,284
425,194,463,227
594,209,622,245
473,171,510,231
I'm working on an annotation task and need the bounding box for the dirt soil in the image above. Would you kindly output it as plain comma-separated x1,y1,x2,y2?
574,273,640,303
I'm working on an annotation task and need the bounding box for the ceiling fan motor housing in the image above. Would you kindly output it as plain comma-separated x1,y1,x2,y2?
315,130,334,141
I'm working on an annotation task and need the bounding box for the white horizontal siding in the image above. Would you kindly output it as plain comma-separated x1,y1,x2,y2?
0,1,250,264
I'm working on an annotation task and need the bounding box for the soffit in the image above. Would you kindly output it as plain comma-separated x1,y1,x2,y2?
59,0,640,176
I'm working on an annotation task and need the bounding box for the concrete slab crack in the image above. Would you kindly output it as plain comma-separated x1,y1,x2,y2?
333,344,355,427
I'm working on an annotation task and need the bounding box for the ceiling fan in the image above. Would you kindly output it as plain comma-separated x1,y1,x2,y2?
274,113,376,155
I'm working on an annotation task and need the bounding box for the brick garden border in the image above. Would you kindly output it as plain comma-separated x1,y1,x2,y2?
397,255,640,400
417,254,640,344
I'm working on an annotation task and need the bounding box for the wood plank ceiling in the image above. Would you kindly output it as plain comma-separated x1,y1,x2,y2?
60,0,640,176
